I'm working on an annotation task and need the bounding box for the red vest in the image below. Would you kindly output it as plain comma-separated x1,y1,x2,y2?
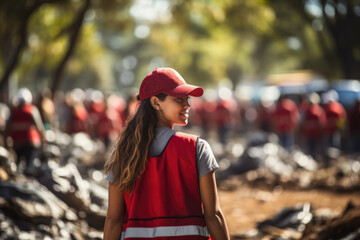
97,111,113,138
122,132,210,240
303,104,326,138
272,99,299,134
67,106,88,134
324,101,346,134
215,101,231,127
9,104,41,147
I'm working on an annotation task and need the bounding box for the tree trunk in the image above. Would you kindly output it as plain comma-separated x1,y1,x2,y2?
50,0,91,95
0,6,33,102
320,0,358,79
0,0,60,102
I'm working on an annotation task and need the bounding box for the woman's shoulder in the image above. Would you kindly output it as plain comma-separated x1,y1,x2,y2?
196,137,214,155
174,131,198,140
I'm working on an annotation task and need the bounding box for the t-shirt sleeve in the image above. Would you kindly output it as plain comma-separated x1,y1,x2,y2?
196,138,219,178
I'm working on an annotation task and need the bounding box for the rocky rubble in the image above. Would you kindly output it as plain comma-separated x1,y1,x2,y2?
231,201,360,240
215,131,360,240
217,132,360,193
0,131,109,240
0,129,359,239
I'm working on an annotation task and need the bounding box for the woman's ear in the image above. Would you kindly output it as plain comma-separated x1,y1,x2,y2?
150,96,160,110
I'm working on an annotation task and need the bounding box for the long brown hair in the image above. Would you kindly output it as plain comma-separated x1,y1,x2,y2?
104,93,167,192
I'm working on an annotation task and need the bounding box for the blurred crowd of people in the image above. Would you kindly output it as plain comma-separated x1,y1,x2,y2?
257,89,360,160
0,88,139,173
187,88,360,163
0,85,359,173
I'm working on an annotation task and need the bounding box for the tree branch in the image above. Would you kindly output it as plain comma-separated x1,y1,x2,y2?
0,0,61,101
50,0,91,95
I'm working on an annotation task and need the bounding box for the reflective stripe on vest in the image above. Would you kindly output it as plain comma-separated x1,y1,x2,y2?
121,225,209,239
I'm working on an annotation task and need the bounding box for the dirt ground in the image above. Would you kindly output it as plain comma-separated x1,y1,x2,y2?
218,178,360,236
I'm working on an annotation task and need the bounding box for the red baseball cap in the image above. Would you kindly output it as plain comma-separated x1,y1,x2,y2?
138,68,204,101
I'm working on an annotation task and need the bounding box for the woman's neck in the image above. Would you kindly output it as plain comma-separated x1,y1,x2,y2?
157,122,173,129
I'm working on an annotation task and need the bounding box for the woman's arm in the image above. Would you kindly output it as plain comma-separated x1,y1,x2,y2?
103,182,125,240
199,171,230,240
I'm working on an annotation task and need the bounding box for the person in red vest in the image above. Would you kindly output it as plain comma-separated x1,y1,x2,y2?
200,97,217,139
6,88,45,173
106,94,127,140
322,90,346,150
65,89,89,135
255,98,274,133
86,90,106,138
214,99,232,145
103,68,230,240
271,95,300,152
96,98,118,148
301,93,326,161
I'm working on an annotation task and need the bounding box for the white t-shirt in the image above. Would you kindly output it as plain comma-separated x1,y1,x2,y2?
105,127,218,182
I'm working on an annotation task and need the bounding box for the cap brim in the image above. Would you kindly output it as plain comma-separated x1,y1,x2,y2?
164,84,204,98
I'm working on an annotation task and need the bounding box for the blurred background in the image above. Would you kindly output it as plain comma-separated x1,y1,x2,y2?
1,0,360,239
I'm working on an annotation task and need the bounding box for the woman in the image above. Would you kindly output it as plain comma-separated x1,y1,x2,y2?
104,68,230,240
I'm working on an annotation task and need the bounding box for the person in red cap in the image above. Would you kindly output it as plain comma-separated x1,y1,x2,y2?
103,68,229,240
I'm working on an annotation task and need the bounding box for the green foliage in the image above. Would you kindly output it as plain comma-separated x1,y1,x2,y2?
141,0,276,87
0,0,134,92
1,0,357,95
